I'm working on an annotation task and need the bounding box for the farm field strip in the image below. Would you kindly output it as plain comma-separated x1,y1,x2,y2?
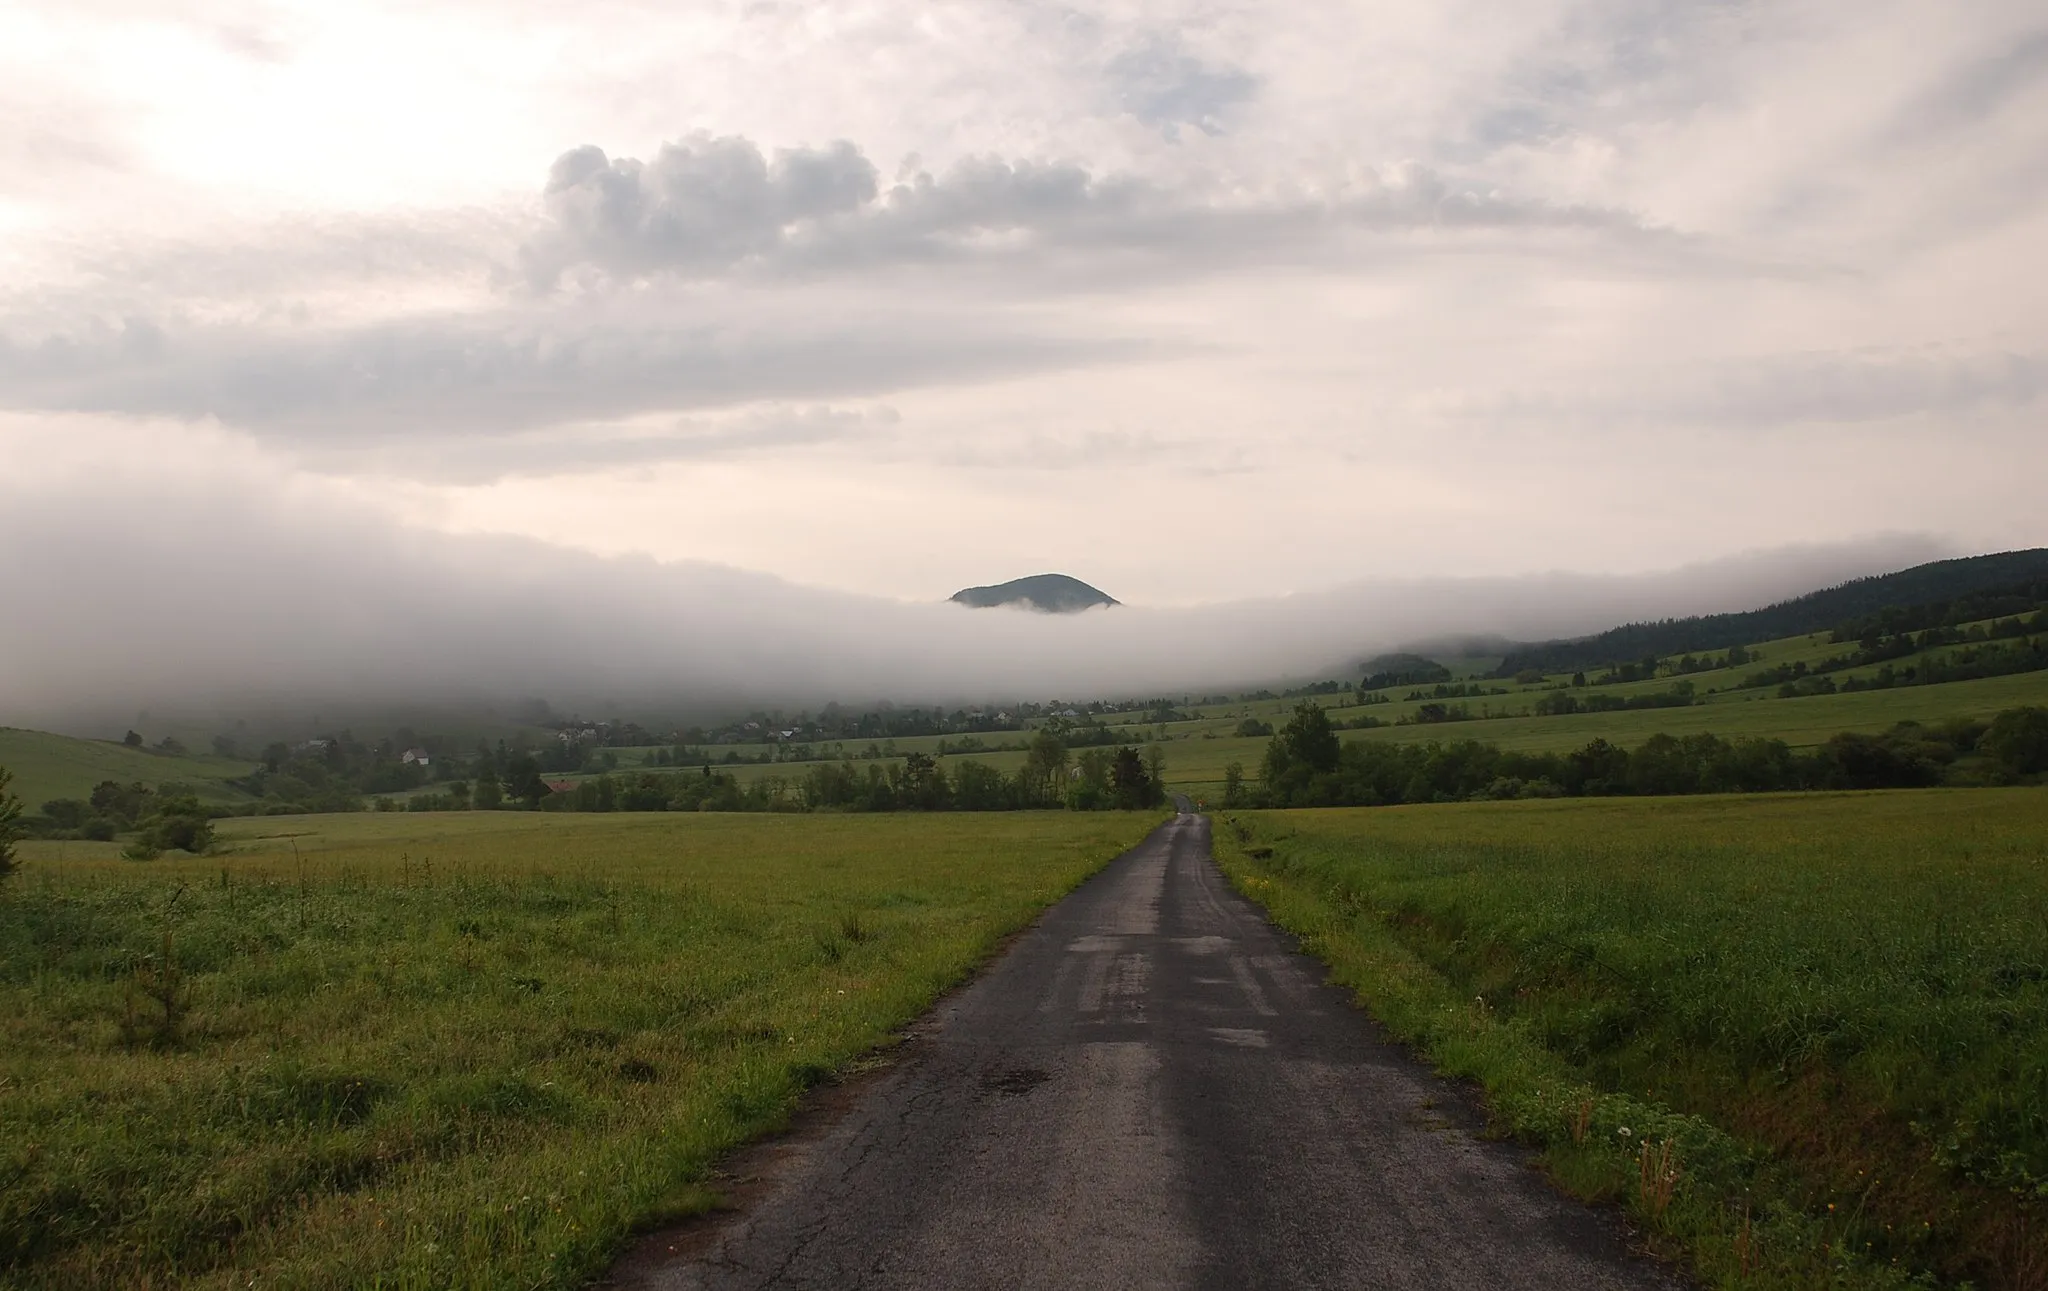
0,810,1160,1290
1217,789,2048,1289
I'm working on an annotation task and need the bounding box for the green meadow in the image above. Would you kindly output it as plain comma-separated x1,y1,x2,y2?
1218,789,2048,1289
0,809,1159,1289
544,621,2048,805
0,727,256,810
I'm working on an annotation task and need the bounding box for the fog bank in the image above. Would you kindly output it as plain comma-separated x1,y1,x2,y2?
0,439,1951,732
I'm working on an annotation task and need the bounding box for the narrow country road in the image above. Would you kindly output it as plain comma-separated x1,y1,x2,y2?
613,813,1679,1290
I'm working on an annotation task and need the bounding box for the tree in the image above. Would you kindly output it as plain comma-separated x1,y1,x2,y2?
1279,701,1340,774
502,754,548,808
123,730,143,747
951,760,1012,810
892,751,947,810
1067,748,1113,810
1145,742,1167,795
0,766,21,879
1111,746,1162,810
1024,727,1069,807
90,780,153,827
1983,706,2048,777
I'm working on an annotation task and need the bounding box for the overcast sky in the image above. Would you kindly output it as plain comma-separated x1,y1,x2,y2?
3,1,2045,719
6,0,2044,606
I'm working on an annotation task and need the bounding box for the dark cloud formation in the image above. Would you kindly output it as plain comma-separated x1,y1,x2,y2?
0,453,1950,729
526,135,880,283
518,133,1647,287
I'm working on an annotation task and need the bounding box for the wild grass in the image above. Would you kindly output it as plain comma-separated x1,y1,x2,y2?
1217,789,2048,1290
0,809,1158,1289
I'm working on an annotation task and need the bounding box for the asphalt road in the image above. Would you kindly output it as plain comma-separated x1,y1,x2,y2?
615,813,1679,1290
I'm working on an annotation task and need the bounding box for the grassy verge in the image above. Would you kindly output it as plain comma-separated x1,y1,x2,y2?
1214,790,2048,1290
1,810,1160,1289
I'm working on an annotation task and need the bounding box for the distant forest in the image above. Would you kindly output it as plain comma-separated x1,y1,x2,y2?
1490,549,2048,678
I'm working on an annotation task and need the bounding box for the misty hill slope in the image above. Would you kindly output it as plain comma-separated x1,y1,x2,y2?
1492,549,2048,677
950,574,1120,613
0,727,256,808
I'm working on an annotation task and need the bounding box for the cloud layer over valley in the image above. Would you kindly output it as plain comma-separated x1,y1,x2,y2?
0,418,1951,729
1,0,2043,714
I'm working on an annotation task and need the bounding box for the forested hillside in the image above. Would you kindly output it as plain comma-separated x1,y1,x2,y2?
1492,549,2048,677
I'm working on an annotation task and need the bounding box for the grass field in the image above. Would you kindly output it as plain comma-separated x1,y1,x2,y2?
1163,669,2048,798
0,809,1160,1289
0,727,257,809
1217,789,2048,1289
533,667,2048,809
549,622,2048,805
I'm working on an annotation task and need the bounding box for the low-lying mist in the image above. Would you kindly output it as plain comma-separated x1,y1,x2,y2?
0,443,1952,736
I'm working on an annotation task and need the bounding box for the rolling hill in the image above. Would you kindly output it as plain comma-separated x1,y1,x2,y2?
0,727,257,809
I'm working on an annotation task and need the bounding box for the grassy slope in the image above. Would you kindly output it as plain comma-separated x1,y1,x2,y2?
1217,790,2048,1289
0,809,1160,1289
0,727,257,808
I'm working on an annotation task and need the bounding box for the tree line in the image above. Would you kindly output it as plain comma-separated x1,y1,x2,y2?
1228,701,2048,809
515,732,1168,815
0,728,1172,863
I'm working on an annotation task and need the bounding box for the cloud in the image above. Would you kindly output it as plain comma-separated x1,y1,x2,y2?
524,134,879,284
1106,35,1259,140
1883,26,2048,146
1416,347,2047,428
518,133,1654,288
0,78,130,195
0,303,1148,442
0,417,1957,728
0,132,1659,458
2,0,2042,612
306,404,896,484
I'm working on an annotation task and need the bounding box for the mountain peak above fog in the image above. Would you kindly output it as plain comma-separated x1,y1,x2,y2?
949,574,1120,613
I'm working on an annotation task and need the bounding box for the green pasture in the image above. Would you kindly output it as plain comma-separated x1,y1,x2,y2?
0,809,1160,1289
542,660,2048,804
1219,789,2048,1289
1163,669,2048,796
515,614,2048,803
0,727,256,809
